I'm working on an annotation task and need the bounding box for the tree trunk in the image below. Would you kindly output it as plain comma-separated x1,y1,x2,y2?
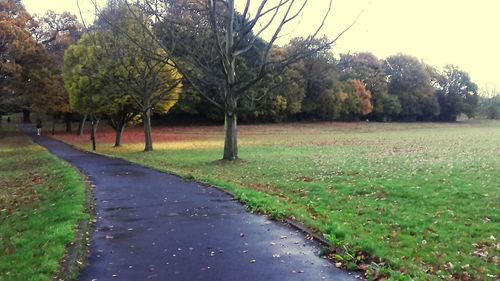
64,113,72,133
143,109,153,151
90,119,97,151
77,114,87,136
52,115,56,135
223,103,238,161
221,0,237,161
114,124,125,147
22,109,31,123
0,113,2,128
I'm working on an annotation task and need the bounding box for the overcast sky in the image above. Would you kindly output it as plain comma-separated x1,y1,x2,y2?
21,0,500,92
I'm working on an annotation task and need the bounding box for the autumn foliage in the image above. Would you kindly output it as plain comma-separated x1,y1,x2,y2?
0,0,80,121
351,79,373,116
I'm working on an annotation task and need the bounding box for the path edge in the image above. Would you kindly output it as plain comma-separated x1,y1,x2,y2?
43,134,367,280
21,127,96,281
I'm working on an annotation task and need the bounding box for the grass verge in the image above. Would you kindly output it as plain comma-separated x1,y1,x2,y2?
0,125,90,281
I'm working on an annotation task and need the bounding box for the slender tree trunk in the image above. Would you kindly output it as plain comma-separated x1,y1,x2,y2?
22,109,31,123
90,118,97,151
223,98,238,160
52,115,56,135
114,123,125,147
143,109,153,151
77,114,87,136
0,113,2,128
64,113,72,133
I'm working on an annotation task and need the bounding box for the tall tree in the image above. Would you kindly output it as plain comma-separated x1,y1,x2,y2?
125,0,348,160
385,54,439,121
30,10,82,132
63,34,112,150
0,0,39,122
435,65,478,121
95,4,182,151
290,38,339,119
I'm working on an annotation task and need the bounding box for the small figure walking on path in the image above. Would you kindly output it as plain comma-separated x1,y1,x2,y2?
36,119,42,136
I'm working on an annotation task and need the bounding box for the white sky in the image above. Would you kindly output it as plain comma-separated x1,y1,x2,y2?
22,0,500,92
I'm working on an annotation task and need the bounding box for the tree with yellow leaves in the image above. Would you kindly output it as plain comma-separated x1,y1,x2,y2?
64,4,181,151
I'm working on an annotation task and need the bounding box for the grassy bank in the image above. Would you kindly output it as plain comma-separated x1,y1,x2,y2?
0,126,88,281
55,121,500,279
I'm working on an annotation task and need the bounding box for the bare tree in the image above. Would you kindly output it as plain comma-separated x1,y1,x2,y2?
99,0,357,160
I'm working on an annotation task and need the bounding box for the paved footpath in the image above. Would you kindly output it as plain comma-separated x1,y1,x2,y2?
30,132,360,281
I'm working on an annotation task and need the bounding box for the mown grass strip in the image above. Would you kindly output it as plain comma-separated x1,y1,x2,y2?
0,126,89,281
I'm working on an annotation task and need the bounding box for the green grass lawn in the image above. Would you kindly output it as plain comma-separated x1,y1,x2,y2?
56,121,500,280
0,125,88,281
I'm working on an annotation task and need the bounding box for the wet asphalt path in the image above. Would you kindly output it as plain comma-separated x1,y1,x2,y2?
29,132,360,281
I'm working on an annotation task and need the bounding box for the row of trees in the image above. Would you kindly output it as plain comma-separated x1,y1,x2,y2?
63,2,182,150
1,0,495,160
171,50,481,123
62,0,342,159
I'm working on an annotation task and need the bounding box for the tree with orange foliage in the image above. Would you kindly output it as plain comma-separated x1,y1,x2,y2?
30,10,82,132
0,0,39,122
351,79,373,116
0,0,81,127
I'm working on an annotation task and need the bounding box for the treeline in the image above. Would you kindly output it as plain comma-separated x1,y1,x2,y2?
2,0,498,156
479,94,500,120
172,50,481,123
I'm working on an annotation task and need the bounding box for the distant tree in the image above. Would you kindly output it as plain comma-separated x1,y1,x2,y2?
370,92,401,122
0,0,42,122
30,10,82,132
63,34,113,150
240,46,306,122
478,87,500,120
435,65,478,121
326,80,372,121
385,54,439,121
295,42,339,119
480,96,500,119
338,52,399,121
351,79,373,116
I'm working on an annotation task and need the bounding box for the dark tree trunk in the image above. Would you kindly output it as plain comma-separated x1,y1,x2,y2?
0,113,2,128
90,119,97,151
221,2,238,161
143,109,153,151
22,109,31,123
77,114,87,136
223,100,238,160
114,124,125,147
52,115,56,135
64,113,72,133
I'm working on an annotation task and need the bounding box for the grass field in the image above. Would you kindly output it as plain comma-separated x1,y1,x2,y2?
0,125,88,281
54,121,500,280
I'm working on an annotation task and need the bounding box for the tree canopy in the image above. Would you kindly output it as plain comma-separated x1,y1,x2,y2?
1,0,487,149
